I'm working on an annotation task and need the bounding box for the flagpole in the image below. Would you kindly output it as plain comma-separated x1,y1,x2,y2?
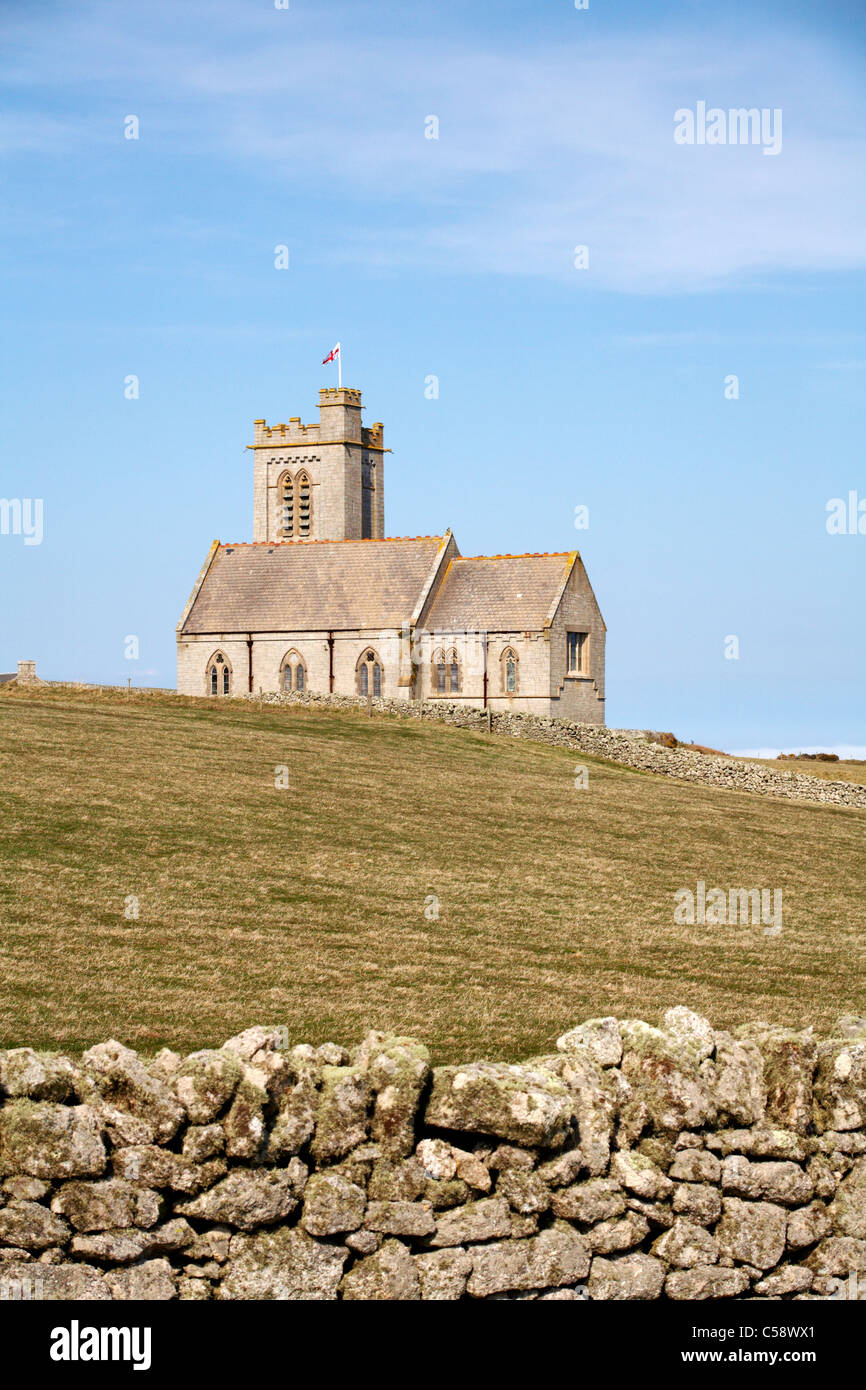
337,344,341,388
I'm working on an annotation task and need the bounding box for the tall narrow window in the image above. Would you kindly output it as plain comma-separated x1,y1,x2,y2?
280,473,294,537
207,652,231,697
297,472,311,537
446,648,461,693
280,650,307,692
566,631,588,674
501,646,518,693
361,458,373,538
356,649,382,697
436,653,446,693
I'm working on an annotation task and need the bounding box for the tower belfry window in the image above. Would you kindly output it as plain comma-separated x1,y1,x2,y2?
280,474,294,537
278,470,312,538
297,473,311,536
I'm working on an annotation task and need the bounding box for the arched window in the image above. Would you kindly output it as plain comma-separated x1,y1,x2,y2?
279,472,294,538
447,647,460,694
296,472,312,537
280,649,307,693
356,649,383,697
278,470,312,538
434,649,446,694
501,646,519,694
433,647,460,694
207,652,232,697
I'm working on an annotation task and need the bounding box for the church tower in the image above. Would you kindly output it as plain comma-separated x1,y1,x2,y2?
250,388,386,543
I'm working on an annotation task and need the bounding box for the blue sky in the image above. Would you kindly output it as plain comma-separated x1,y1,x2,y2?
1,0,864,749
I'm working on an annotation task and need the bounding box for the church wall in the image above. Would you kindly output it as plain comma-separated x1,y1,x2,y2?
331,630,406,700
177,631,412,701
249,634,331,694
548,556,606,724
413,629,554,715
176,637,252,698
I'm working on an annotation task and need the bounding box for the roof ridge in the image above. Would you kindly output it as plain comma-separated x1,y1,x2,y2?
220,535,444,548
455,551,572,561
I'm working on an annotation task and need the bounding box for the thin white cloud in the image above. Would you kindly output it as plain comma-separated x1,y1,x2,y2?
2,4,865,291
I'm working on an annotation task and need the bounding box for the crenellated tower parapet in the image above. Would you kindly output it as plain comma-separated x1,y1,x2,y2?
250,388,386,543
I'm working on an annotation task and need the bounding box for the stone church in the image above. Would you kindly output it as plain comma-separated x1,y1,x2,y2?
176,387,606,721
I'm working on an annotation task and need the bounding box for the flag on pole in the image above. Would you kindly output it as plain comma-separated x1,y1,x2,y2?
322,342,341,386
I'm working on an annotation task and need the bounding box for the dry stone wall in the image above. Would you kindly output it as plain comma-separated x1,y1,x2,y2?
2,1009,866,1300
247,690,866,809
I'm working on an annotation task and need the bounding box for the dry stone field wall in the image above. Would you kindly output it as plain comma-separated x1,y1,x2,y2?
1,1009,866,1300
250,691,866,809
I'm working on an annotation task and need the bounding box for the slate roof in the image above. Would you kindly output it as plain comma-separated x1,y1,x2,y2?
425,553,575,632
180,537,446,633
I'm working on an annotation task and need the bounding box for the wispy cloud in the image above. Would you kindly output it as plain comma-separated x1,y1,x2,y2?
2,2,865,292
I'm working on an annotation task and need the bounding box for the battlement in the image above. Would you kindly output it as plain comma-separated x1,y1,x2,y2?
252,387,385,451
318,387,362,406
252,417,321,447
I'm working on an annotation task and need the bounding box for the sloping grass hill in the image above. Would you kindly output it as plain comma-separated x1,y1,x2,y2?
0,686,864,1061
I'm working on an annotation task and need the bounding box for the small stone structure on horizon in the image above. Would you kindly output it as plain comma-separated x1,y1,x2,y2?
0,659,43,686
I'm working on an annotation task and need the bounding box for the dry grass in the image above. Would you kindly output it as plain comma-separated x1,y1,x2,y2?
744,757,866,785
0,685,864,1063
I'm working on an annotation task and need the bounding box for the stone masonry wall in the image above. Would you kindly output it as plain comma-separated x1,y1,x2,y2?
1,1009,865,1301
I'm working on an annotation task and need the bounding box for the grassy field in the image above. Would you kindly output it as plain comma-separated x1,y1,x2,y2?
746,757,866,784
1,685,864,1063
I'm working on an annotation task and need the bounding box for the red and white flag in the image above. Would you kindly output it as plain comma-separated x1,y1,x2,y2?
322,341,341,385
